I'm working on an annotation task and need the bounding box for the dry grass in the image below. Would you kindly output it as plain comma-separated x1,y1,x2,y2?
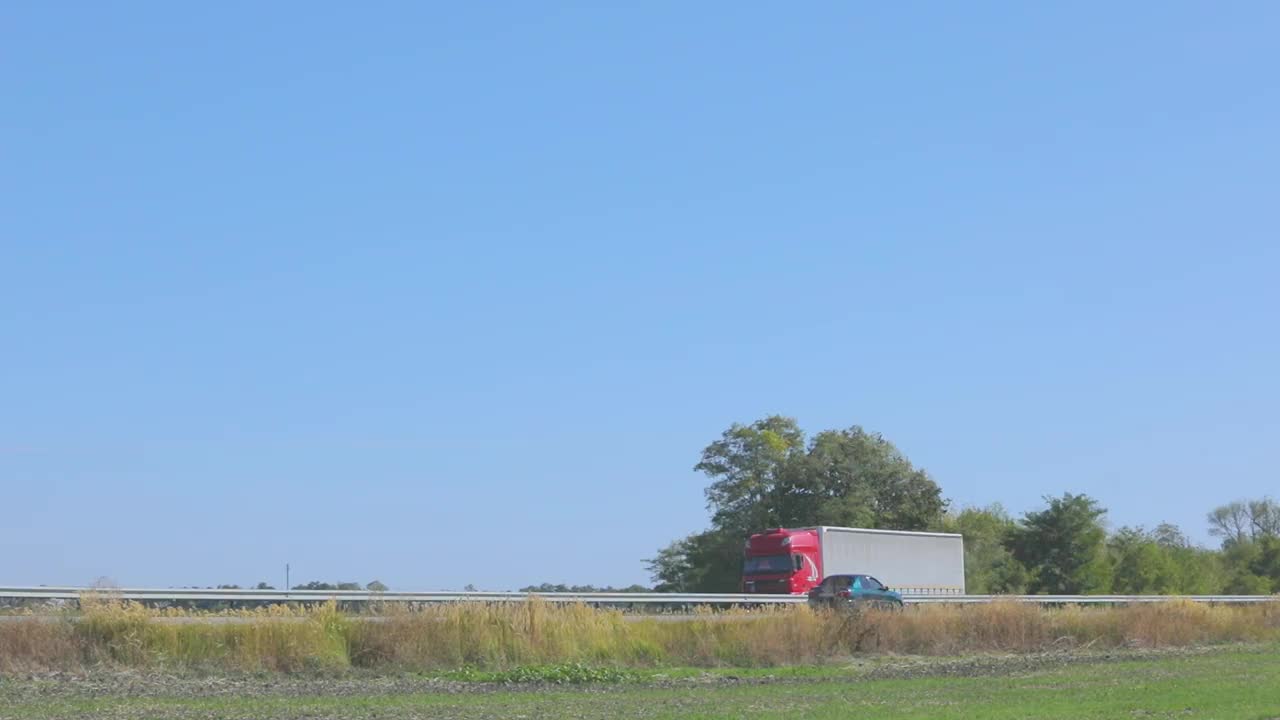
0,618,81,673
1,597,350,673
348,601,660,668
861,600,1280,655
2,598,1278,674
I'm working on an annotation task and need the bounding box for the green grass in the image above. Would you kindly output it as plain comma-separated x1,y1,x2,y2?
5,646,1280,719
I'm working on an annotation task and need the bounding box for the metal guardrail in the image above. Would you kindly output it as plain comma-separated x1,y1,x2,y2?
905,594,1279,604
0,587,801,605
0,587,1275,605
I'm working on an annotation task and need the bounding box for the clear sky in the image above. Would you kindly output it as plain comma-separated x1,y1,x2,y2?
3,2,1277,590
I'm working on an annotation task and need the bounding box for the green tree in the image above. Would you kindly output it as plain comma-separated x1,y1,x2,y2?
1148,525,1227,594
646,534,699,592
292,580,363,591
1008,493,1112,594
1208,501,1252,546
293,581,334,590
519,583,650,593
1221,537,1273,594
647,529,742,593
1249,499,1280,537
366,580,389,592
1208,497,1280,594
1208,498,1280,547
652,416,946,592
783,428,945,530
1248,536,1280,592
696,416,806,534
940,504,1026,593
1151,522,1189,549
1108,527,1177,594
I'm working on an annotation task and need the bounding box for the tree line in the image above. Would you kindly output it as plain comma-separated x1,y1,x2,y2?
518,583,651,593
646,416,1280,595
208,581,390,591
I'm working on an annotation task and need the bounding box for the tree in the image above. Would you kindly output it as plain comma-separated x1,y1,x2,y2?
1220,539,1261,593
653,416,946,592
254,582,275,590
293,581,334,590
1218,533,1275,594
1224,569,1272,594
292,580,363,591
519,583,650,593
695,417,947,534
783,428,945,531
1008,493,1111,594
1248,499,1280,538
1248,536,1280,592
646,534,699,592
366,580,388,592
1147,525,1228,594
940,504,1026,593
1207,497,1280,594
647,529,742,593
697,416,806,534
1209,498,1280,546
1152,523,1189,550
1209,501,1253,546
1108,527,1177,594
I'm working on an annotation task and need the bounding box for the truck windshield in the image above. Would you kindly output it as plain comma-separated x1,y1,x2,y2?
743,555,793,575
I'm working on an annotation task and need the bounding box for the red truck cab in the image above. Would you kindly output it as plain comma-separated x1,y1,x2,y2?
742,528,822,594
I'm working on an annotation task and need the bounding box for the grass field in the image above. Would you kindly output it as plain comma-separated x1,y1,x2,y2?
3,646,1279,719
4,598,1279,673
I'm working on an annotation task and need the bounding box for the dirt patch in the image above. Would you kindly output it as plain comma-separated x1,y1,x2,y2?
857,644,1226,680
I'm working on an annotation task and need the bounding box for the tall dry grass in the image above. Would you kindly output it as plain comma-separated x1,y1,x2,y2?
1,597,350,673
861,600,1280,655
2,598,1278,673
348,600,662,668
0,617,80,673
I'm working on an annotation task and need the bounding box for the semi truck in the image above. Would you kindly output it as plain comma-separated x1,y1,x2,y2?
741,526,965,596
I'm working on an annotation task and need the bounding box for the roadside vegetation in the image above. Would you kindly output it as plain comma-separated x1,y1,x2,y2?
648,415,1280,596
3,597,1279,675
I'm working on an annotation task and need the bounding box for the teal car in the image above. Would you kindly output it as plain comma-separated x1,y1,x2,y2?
806,574,903,610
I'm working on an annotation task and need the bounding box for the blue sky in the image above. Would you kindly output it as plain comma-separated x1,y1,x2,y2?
3,2,1277,590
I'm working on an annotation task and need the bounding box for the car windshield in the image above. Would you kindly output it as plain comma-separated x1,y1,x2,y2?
743,555,792,575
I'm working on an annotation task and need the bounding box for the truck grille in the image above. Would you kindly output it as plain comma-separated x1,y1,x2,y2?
745,580,790,593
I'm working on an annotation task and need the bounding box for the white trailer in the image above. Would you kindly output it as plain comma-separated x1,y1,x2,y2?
815,526,965,595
